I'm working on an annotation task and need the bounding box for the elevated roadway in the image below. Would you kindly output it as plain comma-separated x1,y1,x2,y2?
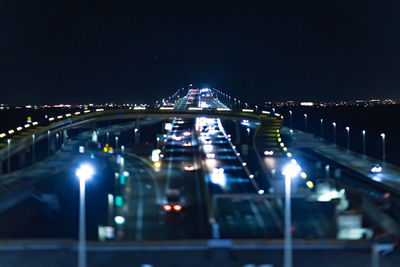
0,108,282,174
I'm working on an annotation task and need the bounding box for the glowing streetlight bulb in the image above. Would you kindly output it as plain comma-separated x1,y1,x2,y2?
282,161,301,179
76,164,95,181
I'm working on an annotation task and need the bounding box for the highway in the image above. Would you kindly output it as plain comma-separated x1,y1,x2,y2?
169,88,280,238
0,87,399,266
0,87,392,241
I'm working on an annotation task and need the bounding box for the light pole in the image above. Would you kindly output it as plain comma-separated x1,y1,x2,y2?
75,163,95,267
115,136,119,149
56,133,59,149
92,131,98,143
320,119,324,140
48,130,51,157
107,194,114,225
289,111,293,129
156,136,160,148
332,122,336,145
32,134,35,164
282,160,301,267
304,114,307,132
345,127,350,151
362,130,366,156
381,133,386,163
7,139,11,173
134,128,139,144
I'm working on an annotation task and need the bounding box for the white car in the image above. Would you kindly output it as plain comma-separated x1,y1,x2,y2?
370,164,382,173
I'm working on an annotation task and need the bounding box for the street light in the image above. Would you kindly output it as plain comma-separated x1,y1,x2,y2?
47,130,51,156
32,134,36,164
345,127,350,151
114,215,125,225
92,131,98,143
134,128,139,144
75,163,95,267
362,130,366,156
289,111,293,129
7,139,11,173
320,119,324,139
56,133,59,149
381,133,386,162
332,122,336,145
282,159,301,267
304,114,307,132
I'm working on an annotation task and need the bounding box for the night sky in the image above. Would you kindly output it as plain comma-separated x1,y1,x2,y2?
1,1,400,104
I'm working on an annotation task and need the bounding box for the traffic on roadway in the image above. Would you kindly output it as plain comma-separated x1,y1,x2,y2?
0,86,399,266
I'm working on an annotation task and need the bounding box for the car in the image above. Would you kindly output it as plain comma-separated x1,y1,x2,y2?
163,189,183,212
173,136,182,141
184,165,195,171
183,161,198,171
206,153,215,159
370,164,382,173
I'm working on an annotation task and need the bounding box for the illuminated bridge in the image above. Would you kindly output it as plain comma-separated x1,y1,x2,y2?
0,88,399,266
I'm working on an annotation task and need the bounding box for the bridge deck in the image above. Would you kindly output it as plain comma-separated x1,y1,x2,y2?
281,127,400,194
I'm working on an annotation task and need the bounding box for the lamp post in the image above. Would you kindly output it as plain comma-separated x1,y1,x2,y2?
75,163,95,267
7,139,11,173
32,134,35,164
134,128,139,144
362,130,366,156
320,119,324,140
92,131,98,143
332,122,336,145
381,133,386,163
304,114,307,132
47,130,51,157
56,133,59,149
108,194,114,225
156,136,160,148
282,160,301,267
289,111,293,129
115,136,119,150
345,127,350,151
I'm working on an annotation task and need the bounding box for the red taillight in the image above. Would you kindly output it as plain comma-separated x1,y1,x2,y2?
173,205,182,211
163,205,172,211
